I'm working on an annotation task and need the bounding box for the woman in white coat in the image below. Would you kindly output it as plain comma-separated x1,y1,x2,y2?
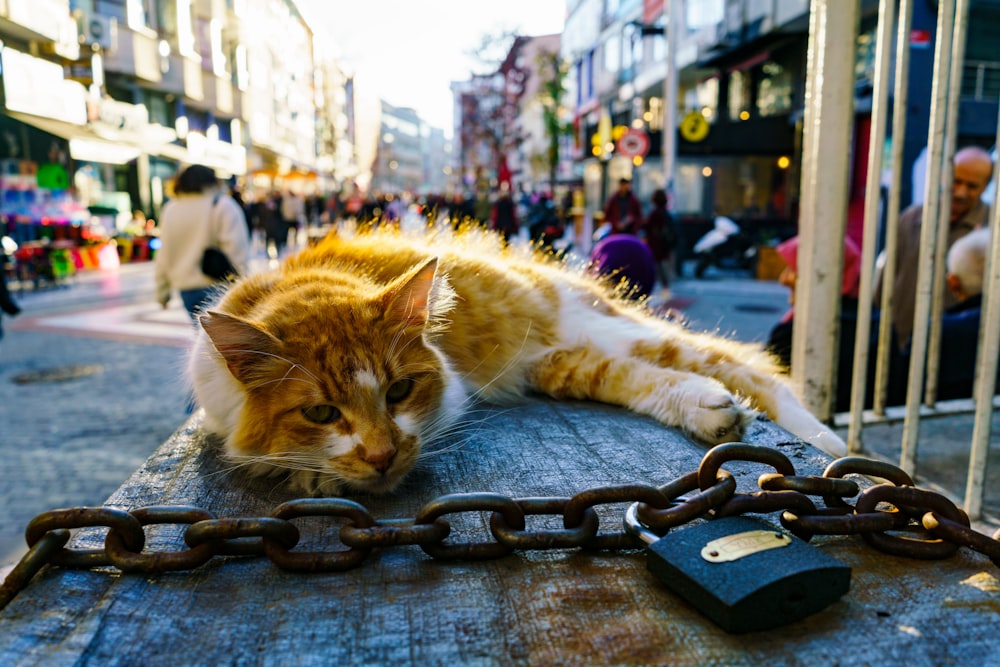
154,164,250,320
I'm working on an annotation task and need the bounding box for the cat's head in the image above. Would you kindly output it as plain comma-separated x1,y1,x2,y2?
198,258,463,495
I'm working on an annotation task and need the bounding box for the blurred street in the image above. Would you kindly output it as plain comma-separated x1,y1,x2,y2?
1,245,996,571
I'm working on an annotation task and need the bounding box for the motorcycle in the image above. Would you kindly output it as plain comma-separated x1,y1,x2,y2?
690,215,757,278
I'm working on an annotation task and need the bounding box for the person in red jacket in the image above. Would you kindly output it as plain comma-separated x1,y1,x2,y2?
603,178,642,234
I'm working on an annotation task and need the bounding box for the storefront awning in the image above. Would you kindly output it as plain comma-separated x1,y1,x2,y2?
5,111,177,165
153,142,247,178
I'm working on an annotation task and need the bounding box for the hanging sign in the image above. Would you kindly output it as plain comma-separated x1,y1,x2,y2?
680,112,710,142
616,129,650,158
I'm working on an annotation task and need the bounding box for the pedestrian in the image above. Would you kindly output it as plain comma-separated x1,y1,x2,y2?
641,188,680,289
154,164,251,320
0,249,21,344
934,226,998,400
280,190,305,248
602,177,642,235
766,235,906,411
873,145,993,350
490,187,519,243
589,233,657,300
263,191,287,258
527,193,563,251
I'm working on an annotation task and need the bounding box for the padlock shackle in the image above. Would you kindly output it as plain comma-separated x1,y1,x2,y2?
623,503,658,546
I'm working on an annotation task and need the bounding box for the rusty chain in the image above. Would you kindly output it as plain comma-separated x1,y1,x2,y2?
2,443,999,611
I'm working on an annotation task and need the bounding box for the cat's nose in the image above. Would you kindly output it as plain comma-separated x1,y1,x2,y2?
357,443,396,473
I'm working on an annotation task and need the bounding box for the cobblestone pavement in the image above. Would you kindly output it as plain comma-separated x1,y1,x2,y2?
0,265,193,567
1,254,994,571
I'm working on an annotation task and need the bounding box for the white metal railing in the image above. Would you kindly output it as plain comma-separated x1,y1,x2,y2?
795,0,997,520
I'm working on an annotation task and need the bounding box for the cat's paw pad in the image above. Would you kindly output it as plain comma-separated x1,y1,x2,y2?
680,383,754,444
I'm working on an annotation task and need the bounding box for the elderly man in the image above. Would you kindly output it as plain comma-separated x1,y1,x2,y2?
874,145,993,348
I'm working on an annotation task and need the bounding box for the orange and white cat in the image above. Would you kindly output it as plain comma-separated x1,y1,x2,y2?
187,226,846,495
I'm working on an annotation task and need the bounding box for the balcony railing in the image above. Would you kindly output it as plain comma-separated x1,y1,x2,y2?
962,59,1000,101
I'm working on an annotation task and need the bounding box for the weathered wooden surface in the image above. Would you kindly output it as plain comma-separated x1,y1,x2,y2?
1,399,998,666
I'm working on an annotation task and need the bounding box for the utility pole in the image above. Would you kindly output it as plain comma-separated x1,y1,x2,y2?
662,0,681,200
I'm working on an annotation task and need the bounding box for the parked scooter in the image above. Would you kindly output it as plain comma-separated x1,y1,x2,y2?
691,215,757,278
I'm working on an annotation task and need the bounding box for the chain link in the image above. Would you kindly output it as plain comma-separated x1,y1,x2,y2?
3,443,998,611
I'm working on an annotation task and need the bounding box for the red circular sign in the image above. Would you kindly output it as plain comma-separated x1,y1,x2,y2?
616,129,650,158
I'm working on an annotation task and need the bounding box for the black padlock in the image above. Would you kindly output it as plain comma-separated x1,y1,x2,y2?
624,504,851,633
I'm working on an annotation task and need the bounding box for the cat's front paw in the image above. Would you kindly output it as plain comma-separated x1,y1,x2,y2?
675,379,754,444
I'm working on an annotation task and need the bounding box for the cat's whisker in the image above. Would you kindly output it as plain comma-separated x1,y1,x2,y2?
223,348,323,386
218,453,326,476
451,323,535,407
419,406,515,447
252,376,319,390
189,223,846,498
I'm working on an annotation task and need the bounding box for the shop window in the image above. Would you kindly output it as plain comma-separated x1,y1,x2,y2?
95,0,127,23
157,0,178,43
604,34,621,74
621,25,642,83
855,28,876,96
963,5,1000,100
728,70,750,121
687,0,724,30
147,95,172,127
125,0,148,30
585,50,594,99
695,77,719,124
756,61,792,117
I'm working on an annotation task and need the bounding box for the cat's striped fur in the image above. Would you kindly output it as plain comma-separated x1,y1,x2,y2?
187,225,845,495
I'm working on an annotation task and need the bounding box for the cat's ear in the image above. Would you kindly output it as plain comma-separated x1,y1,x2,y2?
382,257,439,328
200,311,282,383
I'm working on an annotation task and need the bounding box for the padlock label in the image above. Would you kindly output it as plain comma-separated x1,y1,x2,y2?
700,529,791,563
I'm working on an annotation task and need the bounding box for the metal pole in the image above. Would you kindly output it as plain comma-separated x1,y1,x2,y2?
792,0,858,421
925,0,970,406
964,103,1000,520
900,0,954,476
848,0,896,453
662,0,681,199
874,0,914,416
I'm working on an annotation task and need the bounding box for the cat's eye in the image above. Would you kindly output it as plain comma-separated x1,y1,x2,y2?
301,405,341,424
386,378,414,404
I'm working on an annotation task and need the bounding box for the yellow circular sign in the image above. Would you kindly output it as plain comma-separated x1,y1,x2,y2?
680,111,710,142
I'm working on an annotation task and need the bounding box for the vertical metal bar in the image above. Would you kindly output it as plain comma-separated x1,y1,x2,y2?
662,0,681,197
847,0,896,453
874,0,913,416
792,0,858,421
925,0,970,406
900,0,954,476
964,104,1000,521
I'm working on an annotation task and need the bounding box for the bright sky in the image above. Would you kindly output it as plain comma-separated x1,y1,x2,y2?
297,1,567,133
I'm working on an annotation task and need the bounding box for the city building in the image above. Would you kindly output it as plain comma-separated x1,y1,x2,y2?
0,0,360,244
370,101,424,195
509,33,564,196
560,0,1000,246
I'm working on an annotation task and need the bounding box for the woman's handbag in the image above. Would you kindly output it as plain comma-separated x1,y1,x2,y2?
201,246,238,281
201,194,239,281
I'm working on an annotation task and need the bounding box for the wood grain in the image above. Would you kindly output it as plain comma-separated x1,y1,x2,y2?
1,399,996,666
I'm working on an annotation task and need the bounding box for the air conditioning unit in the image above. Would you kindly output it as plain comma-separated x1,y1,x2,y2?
75,11,118,51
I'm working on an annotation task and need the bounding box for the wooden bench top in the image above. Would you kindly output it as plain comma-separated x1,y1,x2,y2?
1,399,997,665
